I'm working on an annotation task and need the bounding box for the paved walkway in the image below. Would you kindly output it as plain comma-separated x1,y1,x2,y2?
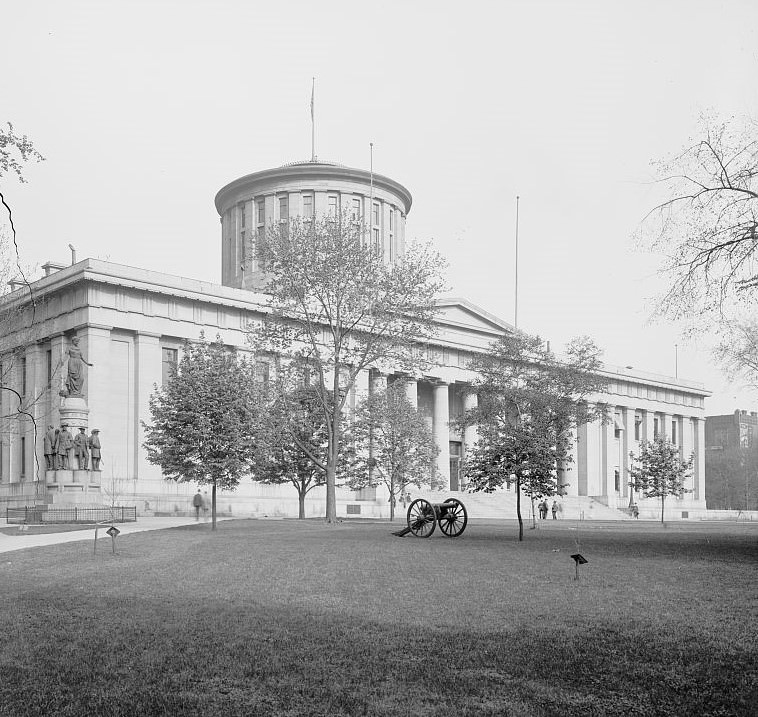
0,516,228,554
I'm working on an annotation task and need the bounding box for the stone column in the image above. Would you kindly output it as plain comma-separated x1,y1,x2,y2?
693,418,706,504
460,389,478,492
24,344,45,485
432,381,450,491
600,409,616,507
403,377,418,409
681,416,696,494
135,332,162,481
370,370,387,395
562,434,580,496
620,406,634,505
641,409,655,443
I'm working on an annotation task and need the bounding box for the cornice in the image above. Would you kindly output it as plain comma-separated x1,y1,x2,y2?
214,162,413,216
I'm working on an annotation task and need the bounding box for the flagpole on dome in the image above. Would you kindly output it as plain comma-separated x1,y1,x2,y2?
310,77,316,162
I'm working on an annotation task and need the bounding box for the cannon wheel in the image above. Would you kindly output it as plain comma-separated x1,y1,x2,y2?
407,498,436,538
439,498,468,537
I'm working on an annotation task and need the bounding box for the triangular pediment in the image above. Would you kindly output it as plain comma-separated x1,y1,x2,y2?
435,297,514,335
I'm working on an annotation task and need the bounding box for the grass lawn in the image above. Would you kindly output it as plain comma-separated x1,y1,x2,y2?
0,518,756,716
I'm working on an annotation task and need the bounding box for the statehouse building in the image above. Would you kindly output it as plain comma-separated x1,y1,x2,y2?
0,160,711,519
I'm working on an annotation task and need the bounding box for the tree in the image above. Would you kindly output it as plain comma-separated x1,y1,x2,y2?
252,381,329,519
1,124,45,485
639,113,758,323
461,331,608,541
629,435,693,524
251,212,447,523
347,379,438,521
142,333,263,530
705,443,758,511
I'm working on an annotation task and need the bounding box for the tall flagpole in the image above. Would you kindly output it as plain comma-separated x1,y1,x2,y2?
311,77,316,161
515,195,520,329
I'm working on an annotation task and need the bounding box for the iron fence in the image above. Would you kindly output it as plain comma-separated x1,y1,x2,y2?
6,506,137,525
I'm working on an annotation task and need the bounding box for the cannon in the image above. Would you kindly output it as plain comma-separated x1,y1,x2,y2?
397,497,468,538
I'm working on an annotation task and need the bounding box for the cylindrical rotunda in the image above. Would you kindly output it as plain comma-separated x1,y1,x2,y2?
214,160,413,291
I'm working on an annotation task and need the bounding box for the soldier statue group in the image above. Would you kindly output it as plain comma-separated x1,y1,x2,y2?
43,425,102,471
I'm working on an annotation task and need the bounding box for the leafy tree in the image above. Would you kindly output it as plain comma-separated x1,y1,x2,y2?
629,435,693,524
252,381,329,519
142,333,262,530
462,331,607,541
465,416,559,533
0,122,45,184
251,212,446,523
347,379,438,521
705,443,758,511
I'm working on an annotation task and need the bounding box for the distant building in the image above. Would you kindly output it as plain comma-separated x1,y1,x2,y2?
0,160,711,518
705,410,758,510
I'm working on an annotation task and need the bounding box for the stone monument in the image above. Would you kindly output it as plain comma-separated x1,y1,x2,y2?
58,336,93,433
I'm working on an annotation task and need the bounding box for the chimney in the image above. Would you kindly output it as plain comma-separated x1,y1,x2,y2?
68,244,77,265
42,261,67,276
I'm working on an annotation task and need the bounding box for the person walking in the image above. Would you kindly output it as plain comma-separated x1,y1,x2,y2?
192,490,203,521
552,500,559,519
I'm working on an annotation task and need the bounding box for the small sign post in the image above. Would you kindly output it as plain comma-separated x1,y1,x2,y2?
570,553,587,580
106,525,120,555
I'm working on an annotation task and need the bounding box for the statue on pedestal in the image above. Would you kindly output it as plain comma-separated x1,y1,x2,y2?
74,427,89,470
43,425,56,470
89,429,102,471
57,425,73,469
63,337,93,398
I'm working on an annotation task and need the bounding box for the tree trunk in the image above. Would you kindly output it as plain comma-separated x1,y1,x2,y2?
389,475,395,522
298,485,306,519
660,494,665,525
212,479,217,532
530,497,536,530
325,405,341,524
516,479,523,541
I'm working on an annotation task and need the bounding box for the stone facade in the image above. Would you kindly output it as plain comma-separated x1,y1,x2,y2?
0,161,711,518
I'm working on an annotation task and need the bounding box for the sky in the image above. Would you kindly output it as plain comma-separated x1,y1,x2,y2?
3,0,758,414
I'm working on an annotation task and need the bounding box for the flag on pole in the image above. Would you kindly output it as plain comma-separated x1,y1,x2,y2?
310,78,315,121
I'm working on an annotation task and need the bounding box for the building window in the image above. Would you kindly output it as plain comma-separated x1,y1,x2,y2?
352,197,362,221
373,228,380,250
303,194,313,219
162,348,178,385
653,417,660,438
21,357,26,396
256,200,265,226
240,204,246,229
328,195,339,217
278,196,289,222
634,415,642,441
614,469,620,492
20,437,26,478
389,208,394,231
372,202,380,226
46,349,52,388
672,420,677,446
254,360,270,387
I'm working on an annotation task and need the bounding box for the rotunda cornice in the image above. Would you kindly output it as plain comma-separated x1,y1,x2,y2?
214,161,413,216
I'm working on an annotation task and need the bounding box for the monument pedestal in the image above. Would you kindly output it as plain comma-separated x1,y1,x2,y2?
44,469,103,504
59,396,90,430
